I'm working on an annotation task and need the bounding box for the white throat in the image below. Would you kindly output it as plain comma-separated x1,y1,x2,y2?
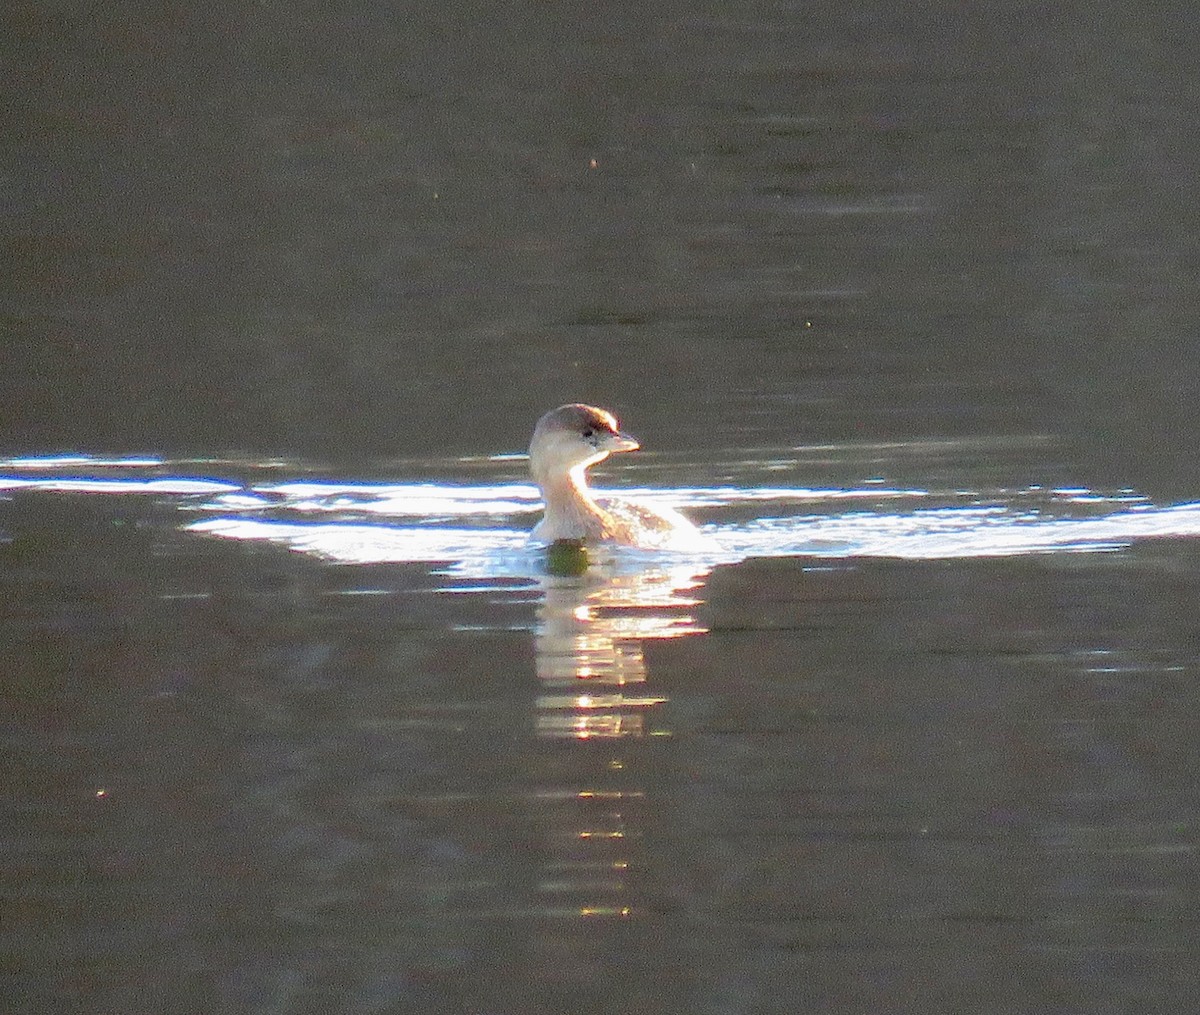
532,462,608,542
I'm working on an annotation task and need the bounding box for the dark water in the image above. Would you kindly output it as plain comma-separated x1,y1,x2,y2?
5,455,1199,1013
6,2,1200,1012
7,2,1200,493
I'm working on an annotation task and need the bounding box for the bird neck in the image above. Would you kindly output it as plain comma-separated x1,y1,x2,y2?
535,466,607,540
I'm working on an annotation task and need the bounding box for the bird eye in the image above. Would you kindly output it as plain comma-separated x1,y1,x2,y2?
582,429,594,438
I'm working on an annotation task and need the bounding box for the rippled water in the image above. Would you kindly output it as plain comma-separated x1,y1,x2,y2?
5,443,1200,1012
9,0,1200,1005
4,446,1196,572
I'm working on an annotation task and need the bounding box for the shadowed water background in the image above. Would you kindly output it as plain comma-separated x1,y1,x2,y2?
5,2,1200,1013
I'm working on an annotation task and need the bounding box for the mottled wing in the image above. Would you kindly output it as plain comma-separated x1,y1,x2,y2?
595,495,709,550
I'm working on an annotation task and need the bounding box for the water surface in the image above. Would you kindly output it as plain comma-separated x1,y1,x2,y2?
4,445,1198,1012
6,1,1200,1010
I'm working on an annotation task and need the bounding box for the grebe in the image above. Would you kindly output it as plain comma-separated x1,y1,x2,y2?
528,403,708,550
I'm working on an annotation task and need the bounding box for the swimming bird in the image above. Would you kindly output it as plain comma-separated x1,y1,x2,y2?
528,403,707,550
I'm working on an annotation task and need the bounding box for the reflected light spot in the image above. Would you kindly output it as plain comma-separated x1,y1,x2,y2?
579,905,631,918
95,789,107,798
6,454,163,469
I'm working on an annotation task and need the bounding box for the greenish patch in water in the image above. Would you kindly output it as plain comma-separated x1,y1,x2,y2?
545,539,589,576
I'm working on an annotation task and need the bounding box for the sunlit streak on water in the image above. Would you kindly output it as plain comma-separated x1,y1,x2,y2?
236,481,542,517
181,499,1200,574
186,518,533,565
0,476,242,495
4,454,167,469
4,456,1200,574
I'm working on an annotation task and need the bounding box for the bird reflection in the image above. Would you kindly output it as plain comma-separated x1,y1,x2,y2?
533,560,708,739
528,558,709,925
